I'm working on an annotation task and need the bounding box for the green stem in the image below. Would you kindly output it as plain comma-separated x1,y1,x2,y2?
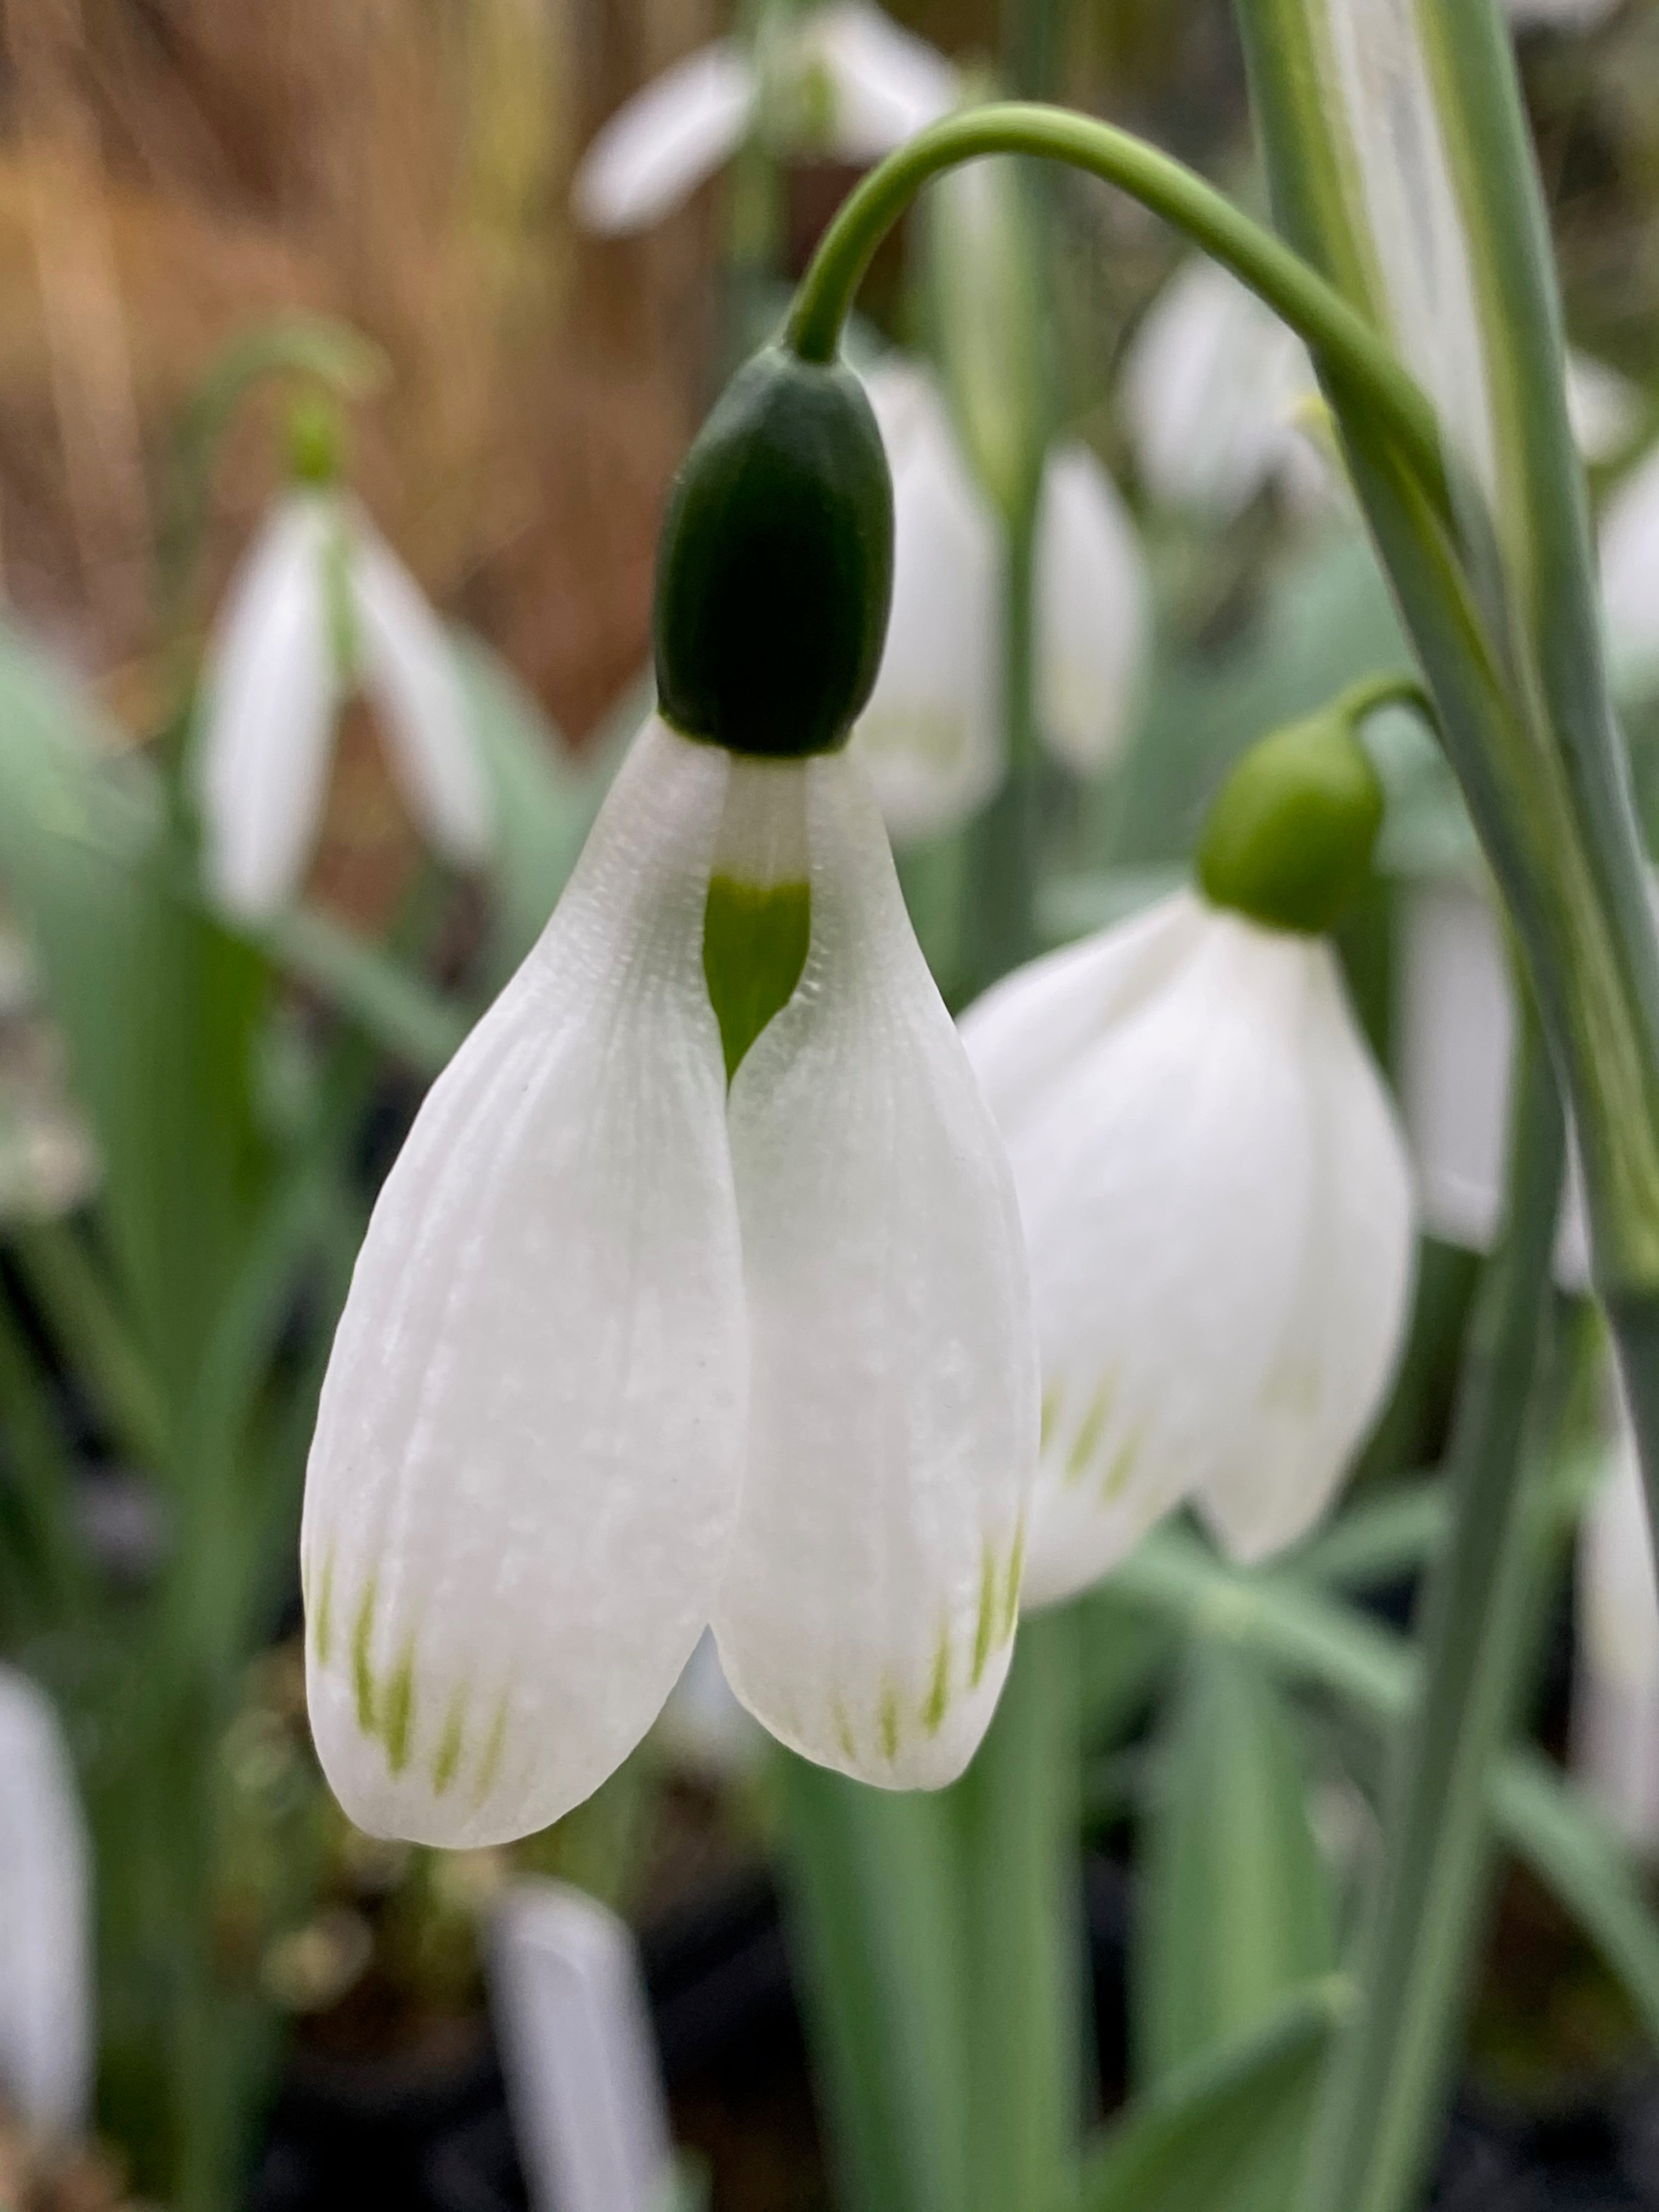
955,1607,1083,2212
1300,1000,1566,2212
783,105,1450,531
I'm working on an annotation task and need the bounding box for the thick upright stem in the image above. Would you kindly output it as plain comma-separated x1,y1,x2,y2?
1301,1005,1565,2212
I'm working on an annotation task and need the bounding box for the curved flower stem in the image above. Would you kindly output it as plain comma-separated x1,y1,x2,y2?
1300,992,1566,2212
1337,672,1439,736
783,104,1451,531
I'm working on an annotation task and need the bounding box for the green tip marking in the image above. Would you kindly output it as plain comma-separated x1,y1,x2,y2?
834,1698,858,1764
1039,1385,1062,1455
1001,1516,1026,1645
352,1578,379,1733
310,1544,336,1666
1066,1372,1117,1486
432,1685,470,1797
879,1682,901,1763
382,1644,417,1775
922,1623,952,1736
474,1691,510,1807
972,1541,998,1688
1101,1421,1147,1505
703,874,811,1083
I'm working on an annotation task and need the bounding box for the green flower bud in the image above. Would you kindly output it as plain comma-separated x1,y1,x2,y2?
1197,710,1385,936
287,397,344,488
653,345,895,761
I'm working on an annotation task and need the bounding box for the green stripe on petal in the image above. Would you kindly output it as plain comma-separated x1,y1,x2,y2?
703,874,811,1083
352,1577,379,1733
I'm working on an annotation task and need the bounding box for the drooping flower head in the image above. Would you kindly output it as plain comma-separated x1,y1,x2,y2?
193,400,493,919
962,702,1417,1601
302,345,1037,1845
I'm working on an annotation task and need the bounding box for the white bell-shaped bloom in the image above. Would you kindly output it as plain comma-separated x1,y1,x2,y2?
852,361,1149,840
961,888,1414,1602
1573,1411,1659,1848
1123,259,1323,519
195,490,493,919
302,718,1036,1846
1600,445,1659,698
0,1668,91,2135
573,2,956,236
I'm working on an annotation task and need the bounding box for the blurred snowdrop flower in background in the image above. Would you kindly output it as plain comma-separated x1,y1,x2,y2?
572,1,957,235
1573,1410,1659,1849
0,916,98,1224
1123,259,1324,518
1600,444,1659,698
301,719,1036,1846
0,1668,91,2137
964,887,1414,1597
853,359,1149,840
193,407,492,921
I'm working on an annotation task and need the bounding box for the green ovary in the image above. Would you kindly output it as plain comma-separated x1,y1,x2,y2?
703,873,811,1082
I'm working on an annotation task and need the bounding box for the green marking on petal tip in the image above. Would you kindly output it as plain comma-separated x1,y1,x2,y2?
474,1691,510,1806
972,1541,998,1688
1039,1385,1063,1456
1001,1515,1026,1645
703,874,811,1084
1066,1372,1118,1486
879,1682,901,1763
352,1578,379,1733
382,1643,417,1775
432,1685,470,1797
311,1545,336,1667
833,1696,858,1764
922,1621,952,1736
1101,1420,1147,1505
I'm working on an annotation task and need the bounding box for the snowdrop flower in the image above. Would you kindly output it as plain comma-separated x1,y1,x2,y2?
962,709,1415,1600
194,408,492,920
302,346,1036,1845
1122,259,1324,520
853,360,1150,840
0,1668,91,2136
572,2,956,235
1573,1407,1659,1848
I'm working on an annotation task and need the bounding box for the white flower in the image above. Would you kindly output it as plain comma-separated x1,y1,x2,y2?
1566,352,1643,466
572,2,957,235
961,887,1415,1601
1600,445,1659,698
301,718,1036,1846
852,361,1149,840
1122,259,1324,519
0,1668,91,2136
1573,1407,1659,1848
194,490,493,919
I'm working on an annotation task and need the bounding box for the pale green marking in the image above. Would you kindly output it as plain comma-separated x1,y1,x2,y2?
382,1643,417,1775
971,1541,998,1687
833,1697,857,1765
352,1578,378,1733
1100,1421,1147,1505
311,1545,336,1667
1066,1373,1118,1485
432,1685,470,1797
473,1691,510,1806
703,874,811,1084
1001,1514,1027,1645
879,1682,901,1763
1039,1385,1063,1456
922,1621,952,1736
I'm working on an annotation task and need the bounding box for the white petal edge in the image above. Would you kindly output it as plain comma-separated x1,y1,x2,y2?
194,493,338,918
352,518,495,865
302,719,747,1847
1194,943,1416,1562
968,896,1320,1605
804,2,958,161
1034,444,1150,776
0,1666,91,2135
572,43,755,233
852,362,1004,842
714,748,1037,1787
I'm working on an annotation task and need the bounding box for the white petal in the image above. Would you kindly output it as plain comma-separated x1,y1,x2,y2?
1122,261,1320,518
302,719,747,1847
1573,1413,1659,1846
352,518,494,865
194,493,337,917
1194,945,1416,1561
1034,444,1149,776
0,1667,91,2135
1600,445,1659,696
851,362,1004,841
714,748,1037,1788
800,2,957,161
1321,0,1499,511
572,43,755,233
965,894,1322,1604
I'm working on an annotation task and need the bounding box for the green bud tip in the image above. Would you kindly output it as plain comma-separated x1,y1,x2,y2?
287,397,343,488
1197,710,1385,936
653,344,895,761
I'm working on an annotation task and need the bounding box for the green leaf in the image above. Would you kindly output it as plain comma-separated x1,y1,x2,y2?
1136,1641,1335,2086
1075,1979,1349,2212
263,905,468,1076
